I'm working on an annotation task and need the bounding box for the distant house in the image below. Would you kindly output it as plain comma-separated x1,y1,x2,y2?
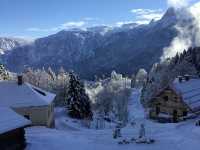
0,107,31,150
149,75,200,122
0,76,56,127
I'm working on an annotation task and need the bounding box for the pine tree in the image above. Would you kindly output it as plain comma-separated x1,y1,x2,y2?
66,72,93,120
173,53,179,65
0,63,9,80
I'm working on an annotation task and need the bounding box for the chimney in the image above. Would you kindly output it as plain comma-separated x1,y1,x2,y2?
17,75,23,85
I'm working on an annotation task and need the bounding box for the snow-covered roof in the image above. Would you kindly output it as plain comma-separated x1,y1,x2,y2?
173,78,200,111
0,107,31,134
0,81,56,108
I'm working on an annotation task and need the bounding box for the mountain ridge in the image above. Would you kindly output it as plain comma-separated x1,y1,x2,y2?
1,8,179,79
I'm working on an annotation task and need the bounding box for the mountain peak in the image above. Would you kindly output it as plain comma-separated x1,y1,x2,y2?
157,7,178,27
162,7,177,19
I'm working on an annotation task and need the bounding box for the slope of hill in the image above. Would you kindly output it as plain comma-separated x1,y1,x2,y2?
26,89,200,150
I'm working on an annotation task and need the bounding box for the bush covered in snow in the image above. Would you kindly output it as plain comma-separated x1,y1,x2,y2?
90,71,132,125
135,69,148,88
0,63,10,80
22,67,70,106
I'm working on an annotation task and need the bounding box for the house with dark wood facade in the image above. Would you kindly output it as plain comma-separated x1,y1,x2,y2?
149,75,200,122
0,107,31,150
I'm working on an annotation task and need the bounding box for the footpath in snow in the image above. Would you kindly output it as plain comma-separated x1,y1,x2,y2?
26,89,200,150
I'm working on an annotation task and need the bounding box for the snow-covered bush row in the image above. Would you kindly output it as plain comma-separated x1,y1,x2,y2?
135,69,148,87
19,67,70,106
85,81,104,104
86,71,132,125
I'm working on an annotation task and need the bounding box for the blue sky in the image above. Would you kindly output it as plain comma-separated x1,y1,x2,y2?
0,0,198,38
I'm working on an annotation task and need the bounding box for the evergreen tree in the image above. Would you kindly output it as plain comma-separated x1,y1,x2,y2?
173,53,179,65
66,72,93,120
0,63,9,80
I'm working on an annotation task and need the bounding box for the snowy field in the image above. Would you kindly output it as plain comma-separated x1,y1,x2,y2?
26,89,200,150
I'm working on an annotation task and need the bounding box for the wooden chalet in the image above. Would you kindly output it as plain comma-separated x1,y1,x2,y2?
149,75,200,122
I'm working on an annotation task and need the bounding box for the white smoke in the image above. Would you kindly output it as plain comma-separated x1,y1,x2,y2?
161,0,200,61
190,2,200,45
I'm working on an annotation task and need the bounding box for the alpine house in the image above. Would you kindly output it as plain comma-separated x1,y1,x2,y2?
149,75,200,123
0,75,56,127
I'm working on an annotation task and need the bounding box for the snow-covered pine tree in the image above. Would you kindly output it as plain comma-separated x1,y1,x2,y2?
66,72,93,120
0,63,9,80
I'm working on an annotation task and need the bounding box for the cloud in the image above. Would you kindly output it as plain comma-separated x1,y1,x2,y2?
167,0,192,8
161,1,200,60
26,9,164,33
26,21,86,32
130,8,164,24
190,2,200,45
115,21,135,27
131,9,163,14
115,9,164,27
26,18,104,33
61,21,86,28
161,32,192,60
135,20,151,25
116,19,153,27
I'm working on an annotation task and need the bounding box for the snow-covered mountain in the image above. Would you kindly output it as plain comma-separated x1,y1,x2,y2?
0,37,30,55
87,26,114,35
2,8,179,79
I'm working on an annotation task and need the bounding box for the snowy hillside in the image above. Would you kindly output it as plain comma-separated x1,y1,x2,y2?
25,89,200,150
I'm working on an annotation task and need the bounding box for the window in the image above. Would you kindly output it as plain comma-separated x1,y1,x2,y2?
156,106,160,115
174,97,178,102
163,96,168,101
24,115,30,120
173,110,178,123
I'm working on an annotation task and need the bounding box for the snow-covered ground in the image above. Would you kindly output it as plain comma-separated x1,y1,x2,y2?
26,89,200,150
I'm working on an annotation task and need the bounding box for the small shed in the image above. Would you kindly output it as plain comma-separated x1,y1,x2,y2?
0,107,31,150
149,76,200,122
0,78,56,128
